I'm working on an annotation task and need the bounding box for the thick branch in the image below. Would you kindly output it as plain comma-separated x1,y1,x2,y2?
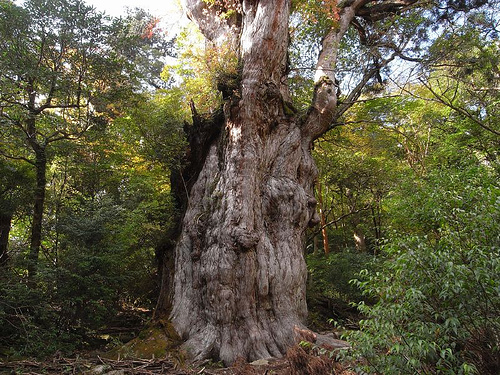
314,0,368,83
305,0,422,140
0,149,34,165
45,129,84,144
356,0,421,22
34,103,82,115
181,0,241,47
303,0,368,140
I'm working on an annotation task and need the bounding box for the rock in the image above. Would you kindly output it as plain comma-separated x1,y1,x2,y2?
250,358,270,366
315,332,350,350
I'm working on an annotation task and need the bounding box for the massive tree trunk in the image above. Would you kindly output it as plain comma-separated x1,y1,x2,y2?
157,0,417,365
166,3,320,364
162,1,341,365
163,2,332,364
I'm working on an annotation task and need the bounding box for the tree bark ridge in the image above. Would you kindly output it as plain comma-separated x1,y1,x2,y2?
168,1,323,364
162,0,422,365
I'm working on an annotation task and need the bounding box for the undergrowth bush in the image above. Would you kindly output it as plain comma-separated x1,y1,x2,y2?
306,250,375,328
307,250,375,305
0,266,79,358
0,197,160,359
344,165,500,374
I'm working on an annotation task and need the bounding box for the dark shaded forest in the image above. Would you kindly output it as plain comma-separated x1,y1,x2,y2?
1,0,499,374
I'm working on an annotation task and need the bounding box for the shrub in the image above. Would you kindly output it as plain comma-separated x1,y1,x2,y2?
306,250,375,329
307,250,375,305
344,165,500,374
0,196,160,358
0,268,75,358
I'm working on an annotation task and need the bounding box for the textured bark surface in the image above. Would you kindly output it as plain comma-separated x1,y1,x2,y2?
168,2,324,364
28,143,47,278
159,0,417,365
171,3,314,364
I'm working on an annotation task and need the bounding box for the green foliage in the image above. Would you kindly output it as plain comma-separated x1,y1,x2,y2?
0,40,182,358
0,160,33,215
345,164,500,374
115,89,188,169
312,119,403,253
110,7,177,90
0,191,168,358
162,23,239,112
56,197,153,324
307,250,375,307
0,0,201,362
0,273,67,358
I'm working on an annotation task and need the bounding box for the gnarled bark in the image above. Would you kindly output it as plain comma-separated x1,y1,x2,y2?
158,0,421,365
169,2,320,364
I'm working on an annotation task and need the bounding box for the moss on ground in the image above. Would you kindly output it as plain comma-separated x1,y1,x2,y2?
106,320,182,360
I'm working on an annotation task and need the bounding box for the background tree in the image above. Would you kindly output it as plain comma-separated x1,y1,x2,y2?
0,0,173,276
340,3,500,373
0,0,182,357
0,160,32,266
1,0,119,275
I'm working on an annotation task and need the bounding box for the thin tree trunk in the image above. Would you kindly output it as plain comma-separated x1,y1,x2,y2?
28,147,47,277
317,181,330,255
353,226,367,252
0,212,12,266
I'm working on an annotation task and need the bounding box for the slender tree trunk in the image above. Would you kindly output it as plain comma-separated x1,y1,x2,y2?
0,212,12,266
317,181,330,255
353,226,367,252
28,147,47,277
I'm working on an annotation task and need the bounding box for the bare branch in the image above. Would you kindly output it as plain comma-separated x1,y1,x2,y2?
313,204,372,236
332,52,396,130
34,103,82,115
356,0,422,22
334,67,381,121
315,0,368,83
45,123,92,144
0,149,35,165
420,78,500,137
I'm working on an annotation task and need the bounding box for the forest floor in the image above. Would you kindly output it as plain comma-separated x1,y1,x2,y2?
0,304,357,374
0,350,356,375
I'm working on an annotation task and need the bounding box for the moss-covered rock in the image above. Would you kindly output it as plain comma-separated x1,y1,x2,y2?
106,321,182,360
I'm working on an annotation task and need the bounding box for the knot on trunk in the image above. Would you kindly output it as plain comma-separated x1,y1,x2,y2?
307,196,320,228
232,226,260,250
312,76,336,113
261,80,281,100
264,177,311,228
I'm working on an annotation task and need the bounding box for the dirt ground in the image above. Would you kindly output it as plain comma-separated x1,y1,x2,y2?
0,345,357,375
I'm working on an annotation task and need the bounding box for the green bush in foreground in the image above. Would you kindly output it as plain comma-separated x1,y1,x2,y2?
344,166,500,374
